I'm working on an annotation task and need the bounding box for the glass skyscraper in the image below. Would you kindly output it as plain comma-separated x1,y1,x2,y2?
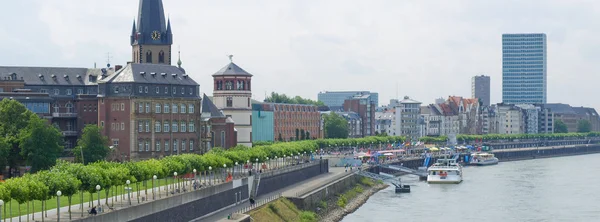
502,33,547,104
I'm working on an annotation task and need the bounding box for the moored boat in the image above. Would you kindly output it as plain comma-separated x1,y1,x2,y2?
470,153,499,166
427,158,463,184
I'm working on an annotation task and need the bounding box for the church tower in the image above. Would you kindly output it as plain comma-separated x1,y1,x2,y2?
212,56,253,147
130,0,173,65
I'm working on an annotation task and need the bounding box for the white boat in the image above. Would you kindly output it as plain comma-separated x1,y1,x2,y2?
470,153,499,166
427,158,463,184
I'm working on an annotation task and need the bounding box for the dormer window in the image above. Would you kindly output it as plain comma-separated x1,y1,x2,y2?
38,74,44,80
171,73,177,78
76,75,81,79
51,74,56,79
140,72,146,76
150,72,156,77
64,75,69,80
161,73,166,77
182,74,188,79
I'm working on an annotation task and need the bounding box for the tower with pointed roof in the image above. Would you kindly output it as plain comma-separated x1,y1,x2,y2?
130,0,173,65
212,56,253,147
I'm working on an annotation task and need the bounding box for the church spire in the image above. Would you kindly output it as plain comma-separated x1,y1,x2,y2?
130,19,137,45
177,49,182,68
166,17,171,34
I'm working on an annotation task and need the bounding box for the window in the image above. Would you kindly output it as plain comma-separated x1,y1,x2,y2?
145,103,150,113
188,121,195,132
164,103,170,113
66,89,72,95
138,121,143,132
164,121,170,132
189,88,193,95
155,104,161,113
172,122,178,132
156,140,161,151
139,86,143,93
159,51,165,63
221,131,226,147
145,120,150,132
121,103,125,111
189,140,194,151
138,141,143,152
180,104,186,113
66,103,73,113
112,139,119,146
146,51,152,63
165,140,170,151
173,139,178,151
54,89,59,95
101,121,104,127
165,87,169,94
181,87,185,94
248,98,250,107
144,86,148,93
111,123,115,130
101,98,104,104
181,121,186,132
226,97,233,107
172,104,178,113
145,141,150,151
77,88,82,94
41,89,48,94
138,103,143,113
155,121,161,132
188,104,194,113
173,87,177,94
121,122,124,130
156,87,160,94
181,140,186,151
53,103,59,113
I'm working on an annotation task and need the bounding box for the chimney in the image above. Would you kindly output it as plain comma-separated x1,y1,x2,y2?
115,65,123,71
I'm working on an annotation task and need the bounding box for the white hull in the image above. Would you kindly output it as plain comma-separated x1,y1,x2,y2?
470,158,499,166
427,175,463,184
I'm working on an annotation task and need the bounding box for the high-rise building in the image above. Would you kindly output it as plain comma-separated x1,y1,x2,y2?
343,94,375,137
472,75,490,106
502,33,547,104
318,91,378,110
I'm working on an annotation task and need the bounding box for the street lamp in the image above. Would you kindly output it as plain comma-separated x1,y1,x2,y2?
209,166,213,184
173,172,178,192
266,157,270,171
152,175,157,200
223,164,227,182
95,185,101,212
192,169,197,190
274,156,278,168
0,199,3,221
234,162,238,178
57,191,62,222
126,180,132,205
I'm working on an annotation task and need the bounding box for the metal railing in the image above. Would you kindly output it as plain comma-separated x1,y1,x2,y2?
233,193,283,215
52,112,78,118
294,169,355,197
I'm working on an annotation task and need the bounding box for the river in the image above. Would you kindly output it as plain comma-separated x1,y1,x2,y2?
342,154,600,222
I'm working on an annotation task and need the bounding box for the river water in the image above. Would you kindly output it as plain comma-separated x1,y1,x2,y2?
343,154,600,222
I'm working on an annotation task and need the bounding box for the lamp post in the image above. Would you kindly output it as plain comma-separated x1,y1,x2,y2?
255,158,259,170
95,185,101,212
56,191,62,222
246,160,250,175
0,199,3,222
266,157,269,171
223,164,227,182
192,169,197,190
152,175,157,200
208,166,213,184
234,162,238,178
126,180,132,205
173,172,178,193
283,155,286,167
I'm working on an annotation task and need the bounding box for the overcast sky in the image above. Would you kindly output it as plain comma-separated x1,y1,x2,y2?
1,0,599,109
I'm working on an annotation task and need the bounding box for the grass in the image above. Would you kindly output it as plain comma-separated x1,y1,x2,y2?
249,198,318,222
336,184,366,208
1,177,182,219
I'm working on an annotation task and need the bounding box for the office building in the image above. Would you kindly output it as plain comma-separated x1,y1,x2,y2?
472,75,490,106
318,91,378,110
502,33,547,104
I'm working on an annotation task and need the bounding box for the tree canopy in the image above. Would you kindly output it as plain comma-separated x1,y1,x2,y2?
264,92,325,106
73,125,110,164
19,116,64,173
577,119,592,133
554,120,568,133
324,112,349,139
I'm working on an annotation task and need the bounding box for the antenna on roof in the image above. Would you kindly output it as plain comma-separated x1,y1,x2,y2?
106,52,113,68
228,54,233,62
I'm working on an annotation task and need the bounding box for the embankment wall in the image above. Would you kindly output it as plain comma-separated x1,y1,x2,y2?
287,174,361,211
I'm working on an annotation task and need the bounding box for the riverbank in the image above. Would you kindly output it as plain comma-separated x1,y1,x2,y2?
319,181,388,222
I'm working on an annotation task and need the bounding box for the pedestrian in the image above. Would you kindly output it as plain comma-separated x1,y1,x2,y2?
90,206,97,216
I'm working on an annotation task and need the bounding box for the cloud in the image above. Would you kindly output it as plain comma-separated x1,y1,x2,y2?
1,0,600,109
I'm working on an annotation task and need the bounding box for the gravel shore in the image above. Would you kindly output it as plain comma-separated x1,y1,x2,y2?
320,183,388,222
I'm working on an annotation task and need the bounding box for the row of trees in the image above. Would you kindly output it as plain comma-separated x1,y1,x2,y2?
323,112,349,139
264,92,325,106
554,119,592,133
0,135,406,219
419,132,600,144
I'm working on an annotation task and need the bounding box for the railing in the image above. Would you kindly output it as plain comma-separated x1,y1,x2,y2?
52,112,78,118
233,193,282,215
294,169,355,197
260,160,321,179
62,130,78,136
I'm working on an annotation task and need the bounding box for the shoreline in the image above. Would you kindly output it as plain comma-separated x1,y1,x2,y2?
319,183,388,222
498,150,600,162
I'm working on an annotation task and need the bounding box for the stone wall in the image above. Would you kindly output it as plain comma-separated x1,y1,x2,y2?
287,174,361,211
74,178,249,222
257,159,329,196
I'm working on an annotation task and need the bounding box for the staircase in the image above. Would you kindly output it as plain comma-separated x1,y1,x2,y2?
250,171,261,198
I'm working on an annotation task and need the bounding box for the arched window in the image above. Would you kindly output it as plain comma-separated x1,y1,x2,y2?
225,81,233,90
155,121,161,132
180,121,186,132
226,97,233,107
146,50,152,63
65,102,73,113
158,50,165,63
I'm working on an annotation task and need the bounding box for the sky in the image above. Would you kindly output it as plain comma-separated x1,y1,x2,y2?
1,0,600,109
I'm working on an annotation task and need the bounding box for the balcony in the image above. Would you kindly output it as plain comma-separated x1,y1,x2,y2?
53,112,78,118
62,130,78,136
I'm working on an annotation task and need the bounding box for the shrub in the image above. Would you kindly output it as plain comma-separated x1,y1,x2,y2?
360,177,375,187
337,195,347,208
268,203,279,214
300,211,318,222
319,200,327,209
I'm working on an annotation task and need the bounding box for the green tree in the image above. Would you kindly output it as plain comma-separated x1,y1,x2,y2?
554,120,568,133
0,99,35,177
20,116,64,173
295,129,300,141
264,92,325,106
300,129,306,140
577,119,592,133
73,125,110,164
305,131,311,140
323,112,349,139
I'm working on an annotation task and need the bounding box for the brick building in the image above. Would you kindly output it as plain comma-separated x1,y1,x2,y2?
254,102,322,141
201,94,236,149
343,94,375,137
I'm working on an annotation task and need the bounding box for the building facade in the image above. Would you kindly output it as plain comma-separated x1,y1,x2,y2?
502,33,547,104
394,96,421,140
343,94,375,137
251,103,274,142
212,60,253,147
472,75,490,106
254,102,321,141
201,94,236,150
318,91,378,110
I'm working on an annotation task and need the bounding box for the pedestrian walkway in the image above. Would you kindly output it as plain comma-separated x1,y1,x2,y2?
7,160,307,222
